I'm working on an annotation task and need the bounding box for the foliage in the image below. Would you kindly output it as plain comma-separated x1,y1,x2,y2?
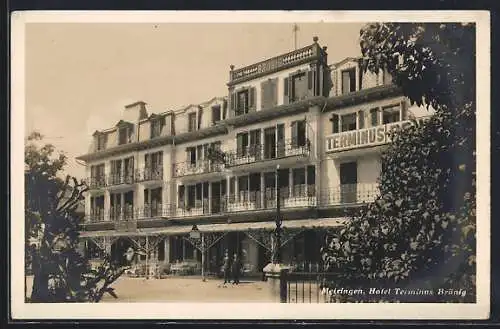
321,23,476,302
25,132,125,302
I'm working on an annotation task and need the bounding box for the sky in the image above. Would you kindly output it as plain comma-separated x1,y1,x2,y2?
25,22,365,179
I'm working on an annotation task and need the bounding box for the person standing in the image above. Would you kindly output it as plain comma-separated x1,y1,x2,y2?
231,253,241,285
221,250,231,287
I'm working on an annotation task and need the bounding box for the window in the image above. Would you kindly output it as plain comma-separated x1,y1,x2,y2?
186,147,196,165
96,133,107,151
90,164,105,183
118,127,130,145
187,185,196,208
370,108,379,127
291,120,307,147
236,133,249,157
341,113,357,132
341,68,356,94
123,157,135,182
261,78,278,110
188,113,197,132
211,105,221,125
292,168,306,196
307,165,316,196
150,117,165,139
178,185,185,208
238,176,249,202
237,90,249,115
383,105,401,124
291,72,308,102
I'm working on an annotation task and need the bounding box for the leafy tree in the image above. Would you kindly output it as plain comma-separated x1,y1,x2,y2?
25,132,126,302
321,23,476,302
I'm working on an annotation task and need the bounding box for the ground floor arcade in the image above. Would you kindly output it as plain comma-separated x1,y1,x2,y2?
80,218,344,278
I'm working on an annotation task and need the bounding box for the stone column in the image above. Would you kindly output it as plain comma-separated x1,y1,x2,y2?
235,175,239,203
288,168,293,198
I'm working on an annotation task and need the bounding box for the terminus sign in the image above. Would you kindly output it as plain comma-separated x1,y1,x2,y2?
325,120,419,153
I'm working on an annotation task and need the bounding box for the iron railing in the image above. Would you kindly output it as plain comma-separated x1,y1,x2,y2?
86,176,107,189
81,184,379,224
135,167,163,182
173,160,224,178
225,139,311,167
318,183,379,206
282,271,340,303
107,172,136,186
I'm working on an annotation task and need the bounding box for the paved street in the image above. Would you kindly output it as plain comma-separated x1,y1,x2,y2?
25,276,275,303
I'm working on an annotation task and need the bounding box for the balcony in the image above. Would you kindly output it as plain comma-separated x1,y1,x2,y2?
107,172,135,187
325,120,413,153
135,167,163,183
226,139,311,170
86,176,107,190
173,160,224,180
135,203,171,219
84,209,106,223
318,183,379,206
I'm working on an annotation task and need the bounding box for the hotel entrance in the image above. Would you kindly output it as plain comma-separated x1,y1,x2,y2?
340,161,357,203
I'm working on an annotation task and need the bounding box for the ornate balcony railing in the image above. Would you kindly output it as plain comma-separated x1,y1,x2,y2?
226,139,311,168
318,183,379,206
107,172,135,186
173,160,224,178
135,167,163,182
80,184,380,229
86,176,107,189
85,209,106,223
135,203,171,219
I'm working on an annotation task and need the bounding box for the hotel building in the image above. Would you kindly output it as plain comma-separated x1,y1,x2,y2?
77,37,424,277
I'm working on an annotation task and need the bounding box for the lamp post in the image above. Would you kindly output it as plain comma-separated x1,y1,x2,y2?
189,225,206,282
274,164,282,264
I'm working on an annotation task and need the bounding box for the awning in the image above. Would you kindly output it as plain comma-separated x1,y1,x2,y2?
197,217,348,233
79,217,347,238
80,225,192,238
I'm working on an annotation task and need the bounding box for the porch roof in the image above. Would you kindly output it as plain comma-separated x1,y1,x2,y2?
79,217,347,238
197,217,348,233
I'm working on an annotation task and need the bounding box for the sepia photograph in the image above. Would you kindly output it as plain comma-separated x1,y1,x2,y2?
11,11,490,319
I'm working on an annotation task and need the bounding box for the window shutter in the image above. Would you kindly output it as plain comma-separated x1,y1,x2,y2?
331,114,339,133
358,111,365,129
271,78,278,107
178,185,185,208
307,70,313,92
283,77,289,105
260,81,268,110
237,134,243,156
170,113,176,136
248,87,256,112
197,108,203,130
400,100,408,120
291,121,298,147
230,92,236,117
222,99,228,119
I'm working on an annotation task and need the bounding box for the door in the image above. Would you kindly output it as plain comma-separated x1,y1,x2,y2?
211,181,221,214
340,162,357,203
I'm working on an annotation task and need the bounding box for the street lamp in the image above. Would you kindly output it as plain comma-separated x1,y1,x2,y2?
189,225,206,282
274,164,282,264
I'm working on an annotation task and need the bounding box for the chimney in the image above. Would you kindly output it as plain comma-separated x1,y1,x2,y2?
124,101,148,123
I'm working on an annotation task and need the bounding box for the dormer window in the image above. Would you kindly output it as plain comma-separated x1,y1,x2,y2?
341,68,356,94
118,127,130,145
96,133,107,151
211,105,221,125
188,112,197,132
150,116,166,139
